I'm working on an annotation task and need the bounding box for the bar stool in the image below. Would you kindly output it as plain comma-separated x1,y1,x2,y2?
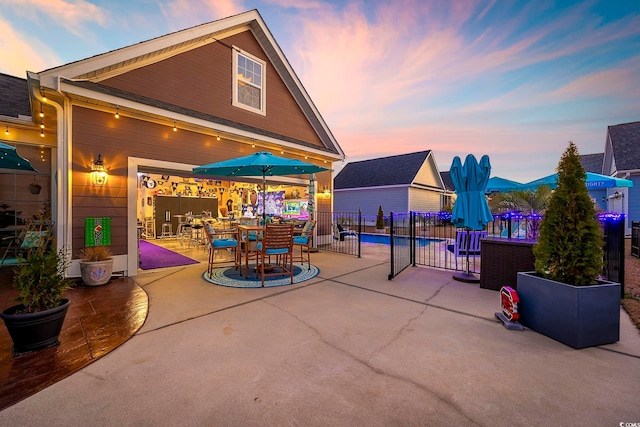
143,217,156,239
160,210,173,239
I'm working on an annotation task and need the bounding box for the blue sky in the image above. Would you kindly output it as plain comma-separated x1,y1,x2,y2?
1,0,639,182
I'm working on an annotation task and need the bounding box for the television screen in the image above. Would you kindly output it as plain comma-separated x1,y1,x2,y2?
282,200,309,219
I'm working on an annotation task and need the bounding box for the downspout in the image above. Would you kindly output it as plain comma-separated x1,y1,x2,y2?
26,71,70,265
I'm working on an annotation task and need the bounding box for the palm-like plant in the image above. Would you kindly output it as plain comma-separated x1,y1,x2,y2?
490,185,552,239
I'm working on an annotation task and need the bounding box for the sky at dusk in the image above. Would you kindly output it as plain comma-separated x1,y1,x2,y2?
1,0,639,182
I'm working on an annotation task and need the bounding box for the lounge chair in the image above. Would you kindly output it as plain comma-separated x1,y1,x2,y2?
446,230,486,270
332,223,358,241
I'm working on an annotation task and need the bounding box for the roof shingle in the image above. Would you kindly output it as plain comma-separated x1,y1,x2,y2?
608,121,640,171
0,73,30,118
334,150,431,189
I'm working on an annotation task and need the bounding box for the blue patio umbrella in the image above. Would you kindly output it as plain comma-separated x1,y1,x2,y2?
484,176,525,193
0,142,37,172
523,172,633,191
193,152,330,222
450,154,493,282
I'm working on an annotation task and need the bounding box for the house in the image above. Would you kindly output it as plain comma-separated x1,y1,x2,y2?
0,9,344,276
604,121,640,234
579,153,607,211
579,121,639,234
333,150,447,219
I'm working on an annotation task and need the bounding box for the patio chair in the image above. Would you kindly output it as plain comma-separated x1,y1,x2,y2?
293,220,315,269
203,221,238,276
333,223,358,241
256,223,294,287
446,230,487,270
1,221,53,268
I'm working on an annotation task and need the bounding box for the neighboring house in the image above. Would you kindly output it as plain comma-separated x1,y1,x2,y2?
439,170,456,209
333,150,447,219
0,9,344,276
580,152,607,211
604,121,640,234
579,121,639,234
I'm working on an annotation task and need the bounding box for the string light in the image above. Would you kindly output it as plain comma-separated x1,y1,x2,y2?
251,140,255,148
40,128,45,137
39,105,44,118
4,125,8,136
216,133,221,141
40,88,47,103
114,106,119,119
173,121,177,132
40,118,45,129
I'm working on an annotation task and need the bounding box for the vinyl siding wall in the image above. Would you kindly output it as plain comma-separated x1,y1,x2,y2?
101,30,324,149
408,187,442,212
334,187,408,218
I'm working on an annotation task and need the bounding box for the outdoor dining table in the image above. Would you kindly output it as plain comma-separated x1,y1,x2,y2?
237,224,263,278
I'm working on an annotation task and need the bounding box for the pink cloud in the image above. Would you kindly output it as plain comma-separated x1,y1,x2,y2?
0,19,61,75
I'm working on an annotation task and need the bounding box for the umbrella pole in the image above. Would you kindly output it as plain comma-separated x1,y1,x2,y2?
262,174,267,225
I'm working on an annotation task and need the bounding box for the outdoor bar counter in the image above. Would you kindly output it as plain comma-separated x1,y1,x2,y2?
480,237,536,291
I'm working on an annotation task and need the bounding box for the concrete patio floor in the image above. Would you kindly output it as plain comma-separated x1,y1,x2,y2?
1,250,639,426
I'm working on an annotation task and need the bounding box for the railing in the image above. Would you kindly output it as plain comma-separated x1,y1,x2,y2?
315,210,361,258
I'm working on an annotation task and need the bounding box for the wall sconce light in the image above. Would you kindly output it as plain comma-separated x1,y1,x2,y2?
90,154,108,185
322,185,331,197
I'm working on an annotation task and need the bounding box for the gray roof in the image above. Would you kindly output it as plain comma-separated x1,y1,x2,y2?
440,171,454,191
608,121,640,170
579,153,604,174
0,73,30,118
334,150,431,189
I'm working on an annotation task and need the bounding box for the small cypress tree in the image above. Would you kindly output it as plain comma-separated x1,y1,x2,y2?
376,205,385,229
533,142,603,285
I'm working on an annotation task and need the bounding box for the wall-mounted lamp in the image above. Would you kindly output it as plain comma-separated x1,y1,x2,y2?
90,154,108,185
322,185,331,197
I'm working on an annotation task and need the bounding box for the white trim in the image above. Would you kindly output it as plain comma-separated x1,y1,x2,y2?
232,48,266,115
125,156,308,276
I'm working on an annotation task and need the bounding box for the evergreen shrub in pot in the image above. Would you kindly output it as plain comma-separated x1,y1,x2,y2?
516,142,620,348
1,215,72,356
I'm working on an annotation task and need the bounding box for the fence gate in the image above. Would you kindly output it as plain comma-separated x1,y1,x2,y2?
388,212,413,279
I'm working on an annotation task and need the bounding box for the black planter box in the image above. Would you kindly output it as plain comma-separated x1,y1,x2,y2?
517,272,620,349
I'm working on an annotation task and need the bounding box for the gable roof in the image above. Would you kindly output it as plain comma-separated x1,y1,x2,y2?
607,121,640,171
334,150,432,189
579,153,604,174
0,73,31,118
33,9,343,158
440,171,455,192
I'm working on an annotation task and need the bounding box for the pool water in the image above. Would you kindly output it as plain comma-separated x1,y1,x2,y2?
360,233,442,247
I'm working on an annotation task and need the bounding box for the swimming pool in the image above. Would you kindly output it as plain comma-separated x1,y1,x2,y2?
360,233,443,247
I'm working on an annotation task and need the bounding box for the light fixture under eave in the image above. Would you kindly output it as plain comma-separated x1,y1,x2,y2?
4,125,8,136
39,105,44,118
173,121,177,132
216,133,221,141
115,106,120,119
90,154,108,185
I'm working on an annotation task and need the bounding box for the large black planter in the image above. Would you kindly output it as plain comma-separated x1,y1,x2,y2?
1,299,71,357
517,272,620,349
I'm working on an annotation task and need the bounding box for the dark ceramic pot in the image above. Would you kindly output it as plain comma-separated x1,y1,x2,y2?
1,299,70,357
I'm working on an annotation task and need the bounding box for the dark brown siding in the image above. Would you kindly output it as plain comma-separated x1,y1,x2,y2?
102,30,324,148
71,107,331,255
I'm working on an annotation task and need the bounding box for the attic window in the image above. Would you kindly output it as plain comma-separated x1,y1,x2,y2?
232,49,266,115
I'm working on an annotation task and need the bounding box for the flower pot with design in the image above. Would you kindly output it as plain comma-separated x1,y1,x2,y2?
80,259,114,286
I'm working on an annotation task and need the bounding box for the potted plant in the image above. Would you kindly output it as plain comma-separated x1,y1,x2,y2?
1,215,72,356
79,245,113,286
516,142,620,349
375,205,386,233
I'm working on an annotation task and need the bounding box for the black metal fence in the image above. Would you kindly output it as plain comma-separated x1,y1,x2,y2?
315,210,361,257
632,221,639,258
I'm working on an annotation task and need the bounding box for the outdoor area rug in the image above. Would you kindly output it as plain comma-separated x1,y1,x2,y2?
203,263,319,288
139,240,200,270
